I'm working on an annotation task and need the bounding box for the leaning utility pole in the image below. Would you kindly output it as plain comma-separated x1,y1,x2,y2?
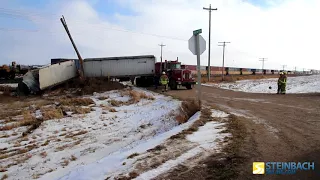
159,43,166,73
60,16,84,80
218,41,230,81
203,4,218,82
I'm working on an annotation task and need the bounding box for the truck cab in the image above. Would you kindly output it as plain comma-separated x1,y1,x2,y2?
155,60,195,90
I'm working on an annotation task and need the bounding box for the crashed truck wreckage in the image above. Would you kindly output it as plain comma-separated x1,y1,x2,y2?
17,60,79,95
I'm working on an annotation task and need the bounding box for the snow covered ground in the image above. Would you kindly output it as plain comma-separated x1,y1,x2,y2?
0,88,183,180
204,75,320,94
1,87,231,180
0,83,18,88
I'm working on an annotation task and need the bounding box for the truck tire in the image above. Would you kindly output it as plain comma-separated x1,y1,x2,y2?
170,81,177,90
186,84,192,89
136,77,141,87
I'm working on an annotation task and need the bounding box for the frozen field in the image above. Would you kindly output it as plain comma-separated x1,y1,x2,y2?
0,87,229,180
204,75,320,94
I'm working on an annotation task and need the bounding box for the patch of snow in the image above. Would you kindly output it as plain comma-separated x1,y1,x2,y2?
1,88,187,180
55,112,201,180
211,109,229,118
0,142,9,149
136,119,230,180
0,83,18,88
204,75,320,94
136,147,203,180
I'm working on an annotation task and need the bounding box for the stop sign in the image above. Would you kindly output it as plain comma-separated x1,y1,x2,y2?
188,35,206,55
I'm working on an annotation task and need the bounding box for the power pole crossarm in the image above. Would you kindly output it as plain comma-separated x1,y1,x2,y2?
203,4,217,82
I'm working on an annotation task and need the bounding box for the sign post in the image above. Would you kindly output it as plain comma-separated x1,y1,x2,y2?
188,29,206,107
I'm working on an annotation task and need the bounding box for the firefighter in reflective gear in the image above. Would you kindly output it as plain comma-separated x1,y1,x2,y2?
277,72,283,94
281,72,287,94
159,72,169,92
277,72,287,94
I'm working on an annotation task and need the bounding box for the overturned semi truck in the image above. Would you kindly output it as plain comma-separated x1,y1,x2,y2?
17,60,79,95
18,55,195,95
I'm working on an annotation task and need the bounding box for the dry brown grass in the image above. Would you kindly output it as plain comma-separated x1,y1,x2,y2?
65,130,88,138
13,142,21,147
73,78,125,95
73,140,82,146
128,90,141,103
0,85,13,96
39,151,47,158
0,166,6,172
41,140,50,146
0,134,9,138
59,98,94,106
70,155,77,161
139,92,155,100
127,152,139,159
108,99,123,107
61,159,69,167
109,108,117,112
97,96,109,100
1,174,8,180
41,107,63,120
0,110,37,131
74,107,91,114
0,110,21,121
119,90,155,105
55,144,70,152
61,106,91,115
175,99,200,124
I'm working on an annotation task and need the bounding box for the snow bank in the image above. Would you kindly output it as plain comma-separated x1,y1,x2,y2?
1,88,184,180
204,75,320,94
58,112,201,180
135,110,230,180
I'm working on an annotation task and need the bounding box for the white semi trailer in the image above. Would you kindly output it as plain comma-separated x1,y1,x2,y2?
83,55,156,86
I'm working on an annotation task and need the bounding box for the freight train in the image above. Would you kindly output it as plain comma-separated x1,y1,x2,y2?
183,65,295,76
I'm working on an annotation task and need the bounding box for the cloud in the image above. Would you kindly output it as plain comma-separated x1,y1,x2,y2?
0,0,319,71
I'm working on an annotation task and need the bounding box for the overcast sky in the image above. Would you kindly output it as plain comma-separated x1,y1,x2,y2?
0,0,319,71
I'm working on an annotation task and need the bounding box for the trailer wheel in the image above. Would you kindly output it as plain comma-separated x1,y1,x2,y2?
186,84,192,89
136,78,141,87
170,81,177,90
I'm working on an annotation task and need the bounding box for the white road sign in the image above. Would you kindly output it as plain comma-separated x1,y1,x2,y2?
188,35,206,55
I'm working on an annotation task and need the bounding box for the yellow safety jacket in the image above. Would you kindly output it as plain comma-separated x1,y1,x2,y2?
160,75,169,85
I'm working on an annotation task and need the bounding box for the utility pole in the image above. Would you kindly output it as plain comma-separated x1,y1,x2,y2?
218,42,230,81
203,4,218,82
282,65,287,71
60,16,84,80
159,43,166,74
295,67,297,74
259,58,267,70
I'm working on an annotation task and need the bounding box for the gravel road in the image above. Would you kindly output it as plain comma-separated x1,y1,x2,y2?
161,85,320,180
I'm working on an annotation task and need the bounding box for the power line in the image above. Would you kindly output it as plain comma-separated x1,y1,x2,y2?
0,8,189,41
203,4,217,82
218,41,231,81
